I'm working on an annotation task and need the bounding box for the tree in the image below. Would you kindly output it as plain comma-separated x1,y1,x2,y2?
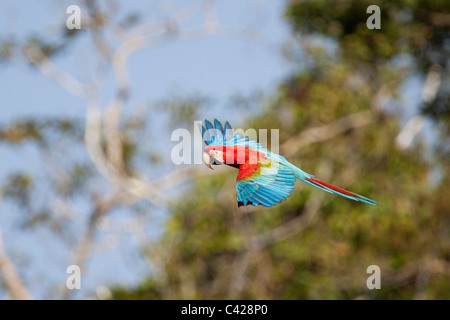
0,1,263,299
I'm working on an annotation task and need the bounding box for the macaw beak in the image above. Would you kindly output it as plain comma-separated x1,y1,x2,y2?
203,152,214,170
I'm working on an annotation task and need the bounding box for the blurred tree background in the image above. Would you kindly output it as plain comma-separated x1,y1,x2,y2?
0,0,449,299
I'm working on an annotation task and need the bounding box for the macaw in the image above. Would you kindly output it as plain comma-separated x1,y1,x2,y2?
201,119,379,207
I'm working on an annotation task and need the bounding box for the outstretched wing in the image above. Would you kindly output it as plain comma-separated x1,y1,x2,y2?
236,159,296,207
200,119,234,146
201,119,265,150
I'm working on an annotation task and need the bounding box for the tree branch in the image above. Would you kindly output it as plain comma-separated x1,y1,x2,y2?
280,110,374,157
0,230,33,300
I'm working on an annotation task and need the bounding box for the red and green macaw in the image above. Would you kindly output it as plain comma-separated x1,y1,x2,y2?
201,119,379,207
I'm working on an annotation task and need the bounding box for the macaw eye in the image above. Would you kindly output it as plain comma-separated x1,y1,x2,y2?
214,150,220,155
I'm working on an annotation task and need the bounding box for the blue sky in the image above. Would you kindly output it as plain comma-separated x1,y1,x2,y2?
1,0,290,120
0,0,292,299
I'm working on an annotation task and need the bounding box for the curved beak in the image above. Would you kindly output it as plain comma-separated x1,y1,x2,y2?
203,152,214,170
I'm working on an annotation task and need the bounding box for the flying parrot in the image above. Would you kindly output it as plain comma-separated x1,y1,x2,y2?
201,119,379,207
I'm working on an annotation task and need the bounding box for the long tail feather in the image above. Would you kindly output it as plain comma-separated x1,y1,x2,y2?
302,177,379,205
282,161,379,205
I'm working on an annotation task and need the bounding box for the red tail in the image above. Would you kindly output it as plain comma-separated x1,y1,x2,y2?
303,177,379,205
306,177,358,197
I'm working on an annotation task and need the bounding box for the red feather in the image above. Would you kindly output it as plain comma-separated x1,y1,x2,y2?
305,177,359,198
236,163,260,181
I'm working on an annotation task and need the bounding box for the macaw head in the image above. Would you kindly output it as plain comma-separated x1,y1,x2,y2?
203,145,226,169
200,119,236,170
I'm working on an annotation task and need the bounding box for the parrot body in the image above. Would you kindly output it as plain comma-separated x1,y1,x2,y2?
201,119,379,207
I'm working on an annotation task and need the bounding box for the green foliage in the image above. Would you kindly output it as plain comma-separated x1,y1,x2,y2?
285,0,450,124
0,37,15,62
111,279,162,300
0,119,43,144
0,118,83,146
2,173,33,209
53,163,94,198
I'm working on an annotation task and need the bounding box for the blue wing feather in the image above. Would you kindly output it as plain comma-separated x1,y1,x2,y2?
202,119,264,150
214,119,223,135
236,162,296,207
203,119,232,146
204,119,214,131
223,121,233,140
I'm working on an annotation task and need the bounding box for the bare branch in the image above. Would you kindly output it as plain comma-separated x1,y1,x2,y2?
281,110,375,157
396,64,441,150
62,190,126,300
395,115,425,150
23,46,95,99
0,230,33,300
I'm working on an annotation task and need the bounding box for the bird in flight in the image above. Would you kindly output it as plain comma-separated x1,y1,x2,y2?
201,119,379,207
